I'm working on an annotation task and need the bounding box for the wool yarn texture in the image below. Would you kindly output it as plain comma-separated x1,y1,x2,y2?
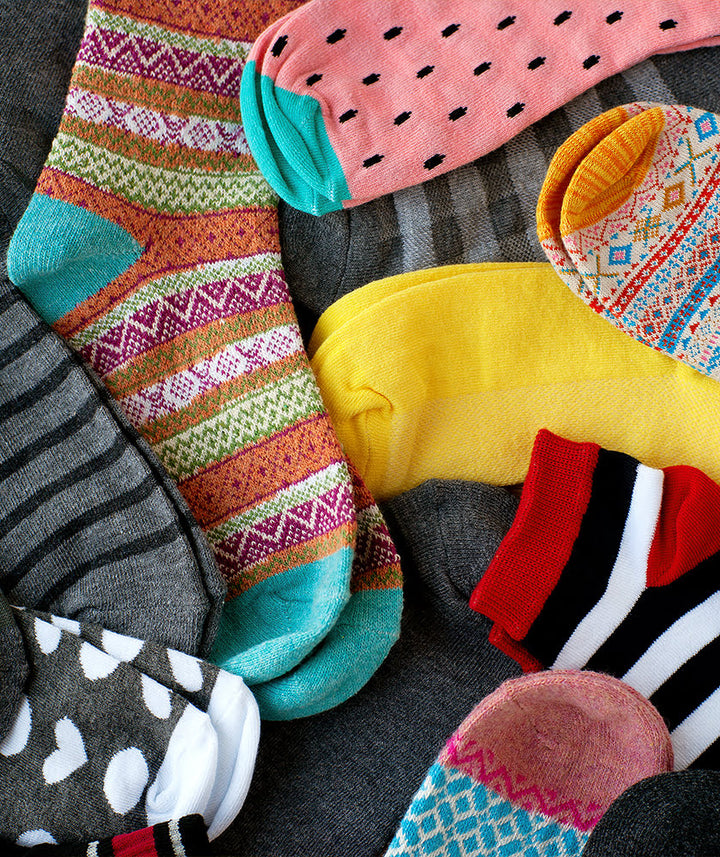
538,101,720,381
384,670,673,857
471,428,720,770
5,0,402,720
309,263,720,500
241,0,720,214
0,591,29,743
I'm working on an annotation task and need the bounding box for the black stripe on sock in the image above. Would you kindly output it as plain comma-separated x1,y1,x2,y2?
689,735,720,770
0,320,50,372
524,448,638,665
4,471,162,592
0,288,20,317
650,629,720,731
586,548,720,675
178,815,211,854
96,836,114,857
0,353,76,420
153,820,174,856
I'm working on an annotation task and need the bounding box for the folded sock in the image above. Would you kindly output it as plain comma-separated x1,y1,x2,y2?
24,608,260,840
582,771,720,856
4,815,211,857
0,591,29,743
242,0,720,214
538,101,720,380
385,670,673,857
471,428,720,770
0,609,220,845
309,263,720,499
5,0,402,717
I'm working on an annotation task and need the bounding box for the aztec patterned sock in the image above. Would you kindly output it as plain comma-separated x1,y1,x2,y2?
214,479,520,857
5,0,402,719
24,607,260,841
537,101,720,381
384,670,673,857
241,0,720,214
4,815,211,857
582,771,720,856
0,610,223,846
308,263,720,499
0,592,29,743
471,428,720,771
278,45,720,341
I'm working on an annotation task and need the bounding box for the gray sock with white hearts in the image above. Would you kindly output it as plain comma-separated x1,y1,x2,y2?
0,591,28,742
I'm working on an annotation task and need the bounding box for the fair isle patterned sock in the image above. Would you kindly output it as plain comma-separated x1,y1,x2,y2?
470,429,720,771
24,606,260,841
537,102,720,380
384,671,672,857
5,815,211,857
241,0,720,214
6,0,402,719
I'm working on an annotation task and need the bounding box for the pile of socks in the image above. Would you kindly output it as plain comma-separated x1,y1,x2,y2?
4,0,720,855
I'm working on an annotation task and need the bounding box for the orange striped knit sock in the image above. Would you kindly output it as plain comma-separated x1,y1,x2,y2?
6,0,402,720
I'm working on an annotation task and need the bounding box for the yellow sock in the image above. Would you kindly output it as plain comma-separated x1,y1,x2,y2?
309,262,720,501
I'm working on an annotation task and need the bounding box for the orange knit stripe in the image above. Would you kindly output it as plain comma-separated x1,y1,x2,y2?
351,561,404,593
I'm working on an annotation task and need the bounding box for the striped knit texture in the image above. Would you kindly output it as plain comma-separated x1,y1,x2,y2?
6,0,401,714
471,429,720,771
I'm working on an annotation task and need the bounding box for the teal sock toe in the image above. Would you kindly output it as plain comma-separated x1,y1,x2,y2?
7,195,143,324
240,60,349,215
210,546,353,686
252,586,403,720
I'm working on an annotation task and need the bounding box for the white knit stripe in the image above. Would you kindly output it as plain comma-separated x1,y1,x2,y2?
671,685,720,770
169,818,186,856
622,590,720,697
552,464,663,669
87,843,98,857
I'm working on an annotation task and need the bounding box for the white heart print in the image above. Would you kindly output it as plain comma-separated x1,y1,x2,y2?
42,717,87,784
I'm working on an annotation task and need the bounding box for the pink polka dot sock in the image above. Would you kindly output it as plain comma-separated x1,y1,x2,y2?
384,670,673,857
241,0,720,214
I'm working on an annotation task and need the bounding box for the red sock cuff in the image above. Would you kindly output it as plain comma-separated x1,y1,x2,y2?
469,429,599,640
488,624,544,672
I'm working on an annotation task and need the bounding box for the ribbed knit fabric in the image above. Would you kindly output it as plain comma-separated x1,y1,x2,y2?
385,670,673,857
471,429,720,770
242,0,720,214
309,263,720,499
538,101,720,380
5,0,402,720
0,591,28,744
4,815,211,856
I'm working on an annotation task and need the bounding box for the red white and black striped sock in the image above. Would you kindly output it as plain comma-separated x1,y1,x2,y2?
470,429,720,771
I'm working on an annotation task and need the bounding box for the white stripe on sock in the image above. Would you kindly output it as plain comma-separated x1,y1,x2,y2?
169,818,185,857
552,464,663,669
87,843,98,857
671,685,720,770
623,590,720,698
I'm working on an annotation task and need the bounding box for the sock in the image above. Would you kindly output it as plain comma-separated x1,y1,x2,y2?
5,0,402,717
241,0,720,215
384,670,673,857
0,609,223,845
24,607,260,841
277,46,720,341
4,815,211,857
582,771,720,856
538,101,720,380
0,591,29,743
308,262,720,500
215,479,520,857
471,428,720,770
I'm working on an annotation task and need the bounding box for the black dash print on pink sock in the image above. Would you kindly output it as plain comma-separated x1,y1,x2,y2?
583,54,600,69
528,56,546,70
442,23,461,37
384,26,403,39
363,73,381,85
271,35,288,57
449,106,468,120
606,11,623,24
363,154,384,168
327,28,346,44
339,109,358,123
474,61,492,75
659,19,677,29
507,102,525,117
417,65,435,78
306,73,322,86
424,153,446,170
554,10,572,25
394,111,412,125
497,15,516,29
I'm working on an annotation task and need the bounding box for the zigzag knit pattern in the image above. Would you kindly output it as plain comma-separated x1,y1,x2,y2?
6,0,402,718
